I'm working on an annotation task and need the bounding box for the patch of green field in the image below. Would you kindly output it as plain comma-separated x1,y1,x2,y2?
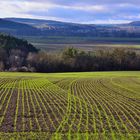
0,71,140,140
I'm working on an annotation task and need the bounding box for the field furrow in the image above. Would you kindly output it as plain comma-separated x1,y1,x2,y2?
0,72,140,140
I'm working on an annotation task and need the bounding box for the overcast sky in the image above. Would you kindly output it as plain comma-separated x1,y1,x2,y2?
0,0,140,24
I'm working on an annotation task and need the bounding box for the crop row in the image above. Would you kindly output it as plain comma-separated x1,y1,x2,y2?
0,76,140,140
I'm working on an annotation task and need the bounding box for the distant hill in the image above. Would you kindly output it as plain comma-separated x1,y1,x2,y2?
5,18,74,28
5,18,99,36
1,18,140,37
0,19,40,36
0,33,38,53
129,21,140,26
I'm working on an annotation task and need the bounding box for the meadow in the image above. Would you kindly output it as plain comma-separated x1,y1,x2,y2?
0,71,140,140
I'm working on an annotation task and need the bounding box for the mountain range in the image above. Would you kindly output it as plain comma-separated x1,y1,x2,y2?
0,18,140,37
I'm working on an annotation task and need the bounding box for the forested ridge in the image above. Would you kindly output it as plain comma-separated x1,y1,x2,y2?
0,34,38,71
0,34,140,72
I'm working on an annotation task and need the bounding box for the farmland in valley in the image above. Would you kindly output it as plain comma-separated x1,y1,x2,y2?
21,36,140,52
0,72,140,140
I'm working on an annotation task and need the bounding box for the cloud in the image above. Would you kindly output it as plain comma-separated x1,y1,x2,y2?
19,0,140,6
0,0,140,24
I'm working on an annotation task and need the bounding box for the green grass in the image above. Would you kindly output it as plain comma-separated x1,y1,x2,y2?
0,71,140,140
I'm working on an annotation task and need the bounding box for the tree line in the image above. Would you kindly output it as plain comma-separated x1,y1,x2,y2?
1,46,140,72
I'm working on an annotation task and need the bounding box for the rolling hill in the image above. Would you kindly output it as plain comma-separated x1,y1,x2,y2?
0,18,140,37
129,21,140,26
0,19,40,36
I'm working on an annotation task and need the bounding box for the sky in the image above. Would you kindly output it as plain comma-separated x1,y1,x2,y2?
0,0,140,24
